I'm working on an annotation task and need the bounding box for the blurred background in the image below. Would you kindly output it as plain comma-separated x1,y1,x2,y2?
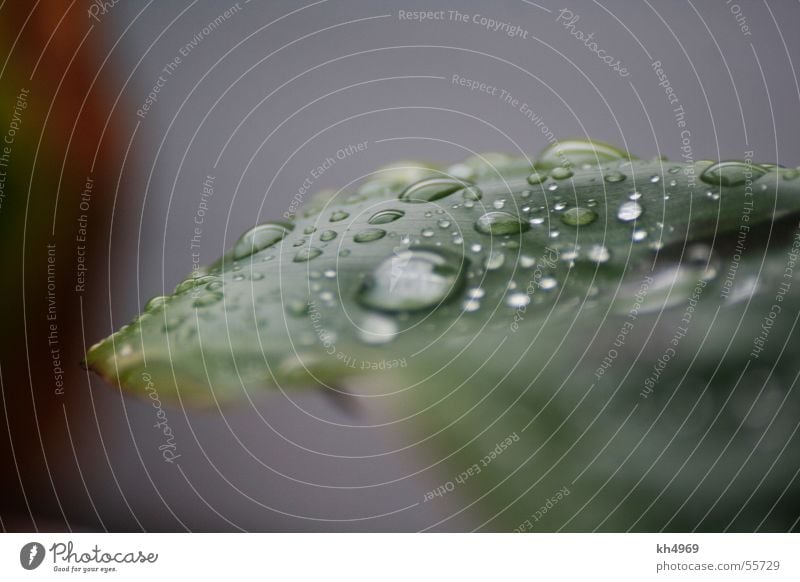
1,0,799,531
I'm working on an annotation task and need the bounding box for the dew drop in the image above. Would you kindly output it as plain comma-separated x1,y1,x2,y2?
506,292,530,308
617,201,643,222
399,177,469,203
460,186,483,201
293,247,323,262
484,251,505,270
354,228,387,243
527,171,547,185
329,210,350,222
561,207,597,226
233,223,293,260
550,166,573,180
320,230,338,242
587,245,610,263
475,211,530,235
604,171,626,183
368,209,405,225
700,160,767,187
357,247,467,312
357,314,398,345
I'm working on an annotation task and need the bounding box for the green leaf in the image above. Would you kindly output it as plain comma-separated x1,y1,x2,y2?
87,140,800,530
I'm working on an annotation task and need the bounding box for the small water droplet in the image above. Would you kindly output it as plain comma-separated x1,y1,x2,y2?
506,292,530,308
468,287,486,299
358,314,398,345
547,183,558,191
539,276,558,290
421,227,435,238
461,186,483,200
294,247,323,262
286,300,309,316
587,245,610,263
145,295,169,311
550,166,573,180
493,199,506,209
527,171,547,185
617,201,643,222
484,251,505,270
649,175,661,183
320,230,337,241
604,171,626,183
329,210,349,222
368,209,405,224
561,207,597,226
354,228,387,243
629,191,642,200
303,226,317,235
192,291,223,308
475,212,530,235
632,229,648,242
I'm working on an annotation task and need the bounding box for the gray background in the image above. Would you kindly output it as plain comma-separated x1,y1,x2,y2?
70,0,800,530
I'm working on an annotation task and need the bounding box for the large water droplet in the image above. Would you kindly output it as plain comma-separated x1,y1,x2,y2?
354,228,387,243
561,207,597,226
368,209,405,224
357,247,467,312
399,177,469,203
700,160,767,187
617,201,643,222
475,212,530,235
535,139,632,169
233,222,293,260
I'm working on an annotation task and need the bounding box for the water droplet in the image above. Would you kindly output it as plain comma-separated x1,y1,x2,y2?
468,287,486,299
550,166,573,180
320,230,338,241
475,212,530,235
484,251,505,270
535,139,631,169
303,226,317,235
520,255,536,268
286,300,309,316
547,183,558,191
560,207,597,226
493,199,506,209
357,247,467,312
368,209,405,225
192,292,223,308
463,298,481,312
174,275,218,295
553,201,567,211
233,274,245,281
354,228,387,243
460,186,483,201
632,229,648,242
604,171,626,183
294,247,323,262
629,191,642,200
539,276,558,290
649,175,661,183
251,272,264,281
358,314,398,345
527,171,547,185
399,177,469,203
700,160,767,187
421,227,435,238
329,210,350,222
529,216,545,226
506,292,530,308
233,223,293,260
145,295,169,311
587,245,610,263
617,201,643,222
